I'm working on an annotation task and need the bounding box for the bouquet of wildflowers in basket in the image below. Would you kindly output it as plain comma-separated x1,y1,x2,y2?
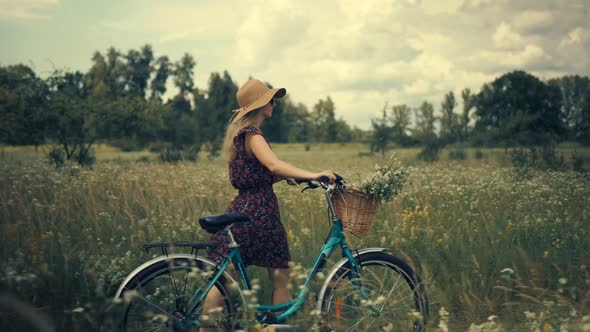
332,157,412,234
357,157,413,204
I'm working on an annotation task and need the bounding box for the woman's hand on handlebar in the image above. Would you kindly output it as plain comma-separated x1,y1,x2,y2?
285,178,299,186
315,170,337,184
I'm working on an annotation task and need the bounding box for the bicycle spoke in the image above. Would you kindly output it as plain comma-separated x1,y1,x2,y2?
132,295,178,321
321,254,428,331
120,257,247,332
143,324,167,332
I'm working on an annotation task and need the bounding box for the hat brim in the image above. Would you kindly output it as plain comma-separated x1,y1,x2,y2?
242,87,286,113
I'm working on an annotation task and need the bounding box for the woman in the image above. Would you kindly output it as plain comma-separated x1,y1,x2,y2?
202,79,336,322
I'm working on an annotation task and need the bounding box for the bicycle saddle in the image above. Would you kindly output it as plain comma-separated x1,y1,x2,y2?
198,213,251,234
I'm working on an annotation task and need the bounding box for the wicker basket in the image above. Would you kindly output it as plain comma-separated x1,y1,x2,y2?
332,187,380,234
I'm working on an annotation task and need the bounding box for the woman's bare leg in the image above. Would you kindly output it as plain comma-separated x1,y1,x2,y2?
199,286,223,332
269,268,291,305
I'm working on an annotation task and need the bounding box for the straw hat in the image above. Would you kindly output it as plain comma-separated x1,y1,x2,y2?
233,79,286,114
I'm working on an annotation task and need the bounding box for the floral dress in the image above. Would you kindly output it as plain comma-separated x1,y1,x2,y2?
208,126,291,269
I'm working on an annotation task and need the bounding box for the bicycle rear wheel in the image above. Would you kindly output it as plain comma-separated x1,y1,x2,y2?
117,256,245,331
319,252,428,331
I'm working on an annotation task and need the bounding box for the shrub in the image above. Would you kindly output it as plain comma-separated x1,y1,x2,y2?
136,156,151,163
159,148,183,162
474,149,485,160
417,141,443,162
110,139,143,152
48,148,65,168
540,145,565,170
74,148,96,167
448,149,467,160
572,150,585,172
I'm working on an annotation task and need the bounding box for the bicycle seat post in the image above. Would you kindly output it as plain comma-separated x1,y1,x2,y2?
225,227,239,248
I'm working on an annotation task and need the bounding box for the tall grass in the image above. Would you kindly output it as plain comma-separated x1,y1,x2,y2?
1,145,589,331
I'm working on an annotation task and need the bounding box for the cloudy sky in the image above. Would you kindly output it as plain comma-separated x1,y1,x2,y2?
1,0,589,129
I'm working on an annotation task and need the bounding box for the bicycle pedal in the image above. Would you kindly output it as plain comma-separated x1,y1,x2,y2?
256,311,278,324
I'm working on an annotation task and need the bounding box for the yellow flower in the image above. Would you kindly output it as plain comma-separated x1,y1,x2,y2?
543,323,554,332
543,251,549,258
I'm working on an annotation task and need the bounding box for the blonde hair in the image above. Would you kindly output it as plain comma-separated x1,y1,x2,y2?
223,108,263,161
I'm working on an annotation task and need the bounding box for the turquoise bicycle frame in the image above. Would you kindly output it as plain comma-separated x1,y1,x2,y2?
183,217,362,326
179,188,370,328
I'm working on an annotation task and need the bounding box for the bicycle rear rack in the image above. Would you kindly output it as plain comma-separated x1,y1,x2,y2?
142,241,209,257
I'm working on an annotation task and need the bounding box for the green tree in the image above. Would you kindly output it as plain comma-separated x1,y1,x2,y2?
125,44,154,98
311,97,337,142
0,64,48,147
474,70,563,146
45,70,96,161
261,94,295,143
391,104,412,146
440,91,460,143
174,53,196,97
413,101,437,143
333,118,353,142
460,88,473,142
105,47,127,97
288,102,313,142
370,105,392,156
198,71,239,156
548,75,590,144
86,51,109,98
150,56,170,101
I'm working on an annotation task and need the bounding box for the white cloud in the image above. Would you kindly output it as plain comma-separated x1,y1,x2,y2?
0,0,58,20
469,44,548,71
559,27,589,47
513,10,553,33
493,22,525,50
4,0,588,129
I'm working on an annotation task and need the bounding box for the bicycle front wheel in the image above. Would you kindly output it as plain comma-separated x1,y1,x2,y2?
117,255,246,331
319,252,428,331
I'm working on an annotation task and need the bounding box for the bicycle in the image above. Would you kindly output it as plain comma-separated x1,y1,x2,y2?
114,175,429,331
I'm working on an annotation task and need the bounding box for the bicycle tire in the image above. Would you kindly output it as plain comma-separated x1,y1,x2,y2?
319,252,429,331
117,256,246,331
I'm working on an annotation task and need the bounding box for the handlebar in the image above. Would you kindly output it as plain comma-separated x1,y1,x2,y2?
296,173,345,192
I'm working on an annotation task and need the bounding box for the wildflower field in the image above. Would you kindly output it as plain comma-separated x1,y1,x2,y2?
1,144,589,331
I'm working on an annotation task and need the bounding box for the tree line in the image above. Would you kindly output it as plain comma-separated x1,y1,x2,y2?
1,44,589,163
0,44,363,162
370,70,590,156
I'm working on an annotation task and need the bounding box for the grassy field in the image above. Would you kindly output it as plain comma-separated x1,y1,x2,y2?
1,143,589,331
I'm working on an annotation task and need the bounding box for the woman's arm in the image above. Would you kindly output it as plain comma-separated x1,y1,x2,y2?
246,134,334,182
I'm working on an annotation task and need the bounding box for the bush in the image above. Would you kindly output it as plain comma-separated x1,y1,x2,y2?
159,148,183,162
148,142,173,153
74,148,96,167
474,149,485,160
110,139,143,152
540,145,565,170
208,140,222,158
136,156,151,163
48,148,65,168
448,149,467,160
417,141,443,162
509,145,568,180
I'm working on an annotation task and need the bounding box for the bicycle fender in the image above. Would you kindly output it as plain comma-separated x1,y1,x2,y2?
315,247,388,311
114,254,219,299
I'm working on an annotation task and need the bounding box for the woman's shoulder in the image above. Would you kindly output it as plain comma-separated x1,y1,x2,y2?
238,126,263,136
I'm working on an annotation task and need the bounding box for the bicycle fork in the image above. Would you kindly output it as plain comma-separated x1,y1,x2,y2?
340,246,381,317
